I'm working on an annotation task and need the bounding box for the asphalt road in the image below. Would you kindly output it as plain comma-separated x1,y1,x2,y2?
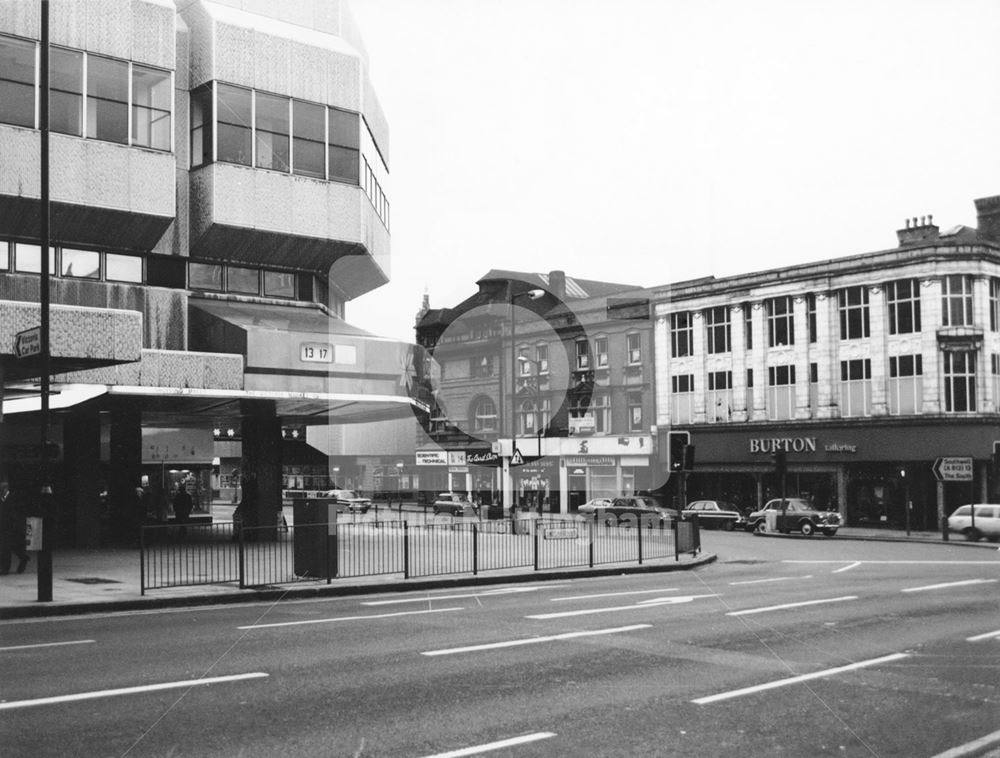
2,532,998,758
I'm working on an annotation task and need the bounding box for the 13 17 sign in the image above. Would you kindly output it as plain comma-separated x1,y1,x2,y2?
300,342,332,363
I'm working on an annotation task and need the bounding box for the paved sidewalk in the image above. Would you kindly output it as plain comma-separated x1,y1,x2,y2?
0,524,993,620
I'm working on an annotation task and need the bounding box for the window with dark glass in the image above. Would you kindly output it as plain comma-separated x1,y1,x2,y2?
536,344,549,373
575,340,590,370
626,333,641,364
86,54,128,144
887,278,921,334
705,306,731,354
61,248,100,279
293,99,325,178
216,83,252,166
594,336,608,368
105,253,142,282
0,35,36,128
708,371,731,390
944,352,975,412
255,91,289,171
743,303,753,349
132,63,171,150
768,364,796,386
328,106,359,183
227,266,259,294
671,312,693,357
889,354,922,377
627,391,643,432
767,297,794,346
941,275,973,327
671,374,694,393
840,359,871,382
50,46,83,136
838,287,870,339
472,396,497,432
189,83,213,168
264,270,295,298
188,262,223,291
807,294,817,342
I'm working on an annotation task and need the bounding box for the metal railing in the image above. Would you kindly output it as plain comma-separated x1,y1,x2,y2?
140,514,700,593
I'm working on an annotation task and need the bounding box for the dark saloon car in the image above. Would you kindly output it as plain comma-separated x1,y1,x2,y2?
746,498,840,536
682,500,746,531
432,492,478,517
592,496,678,527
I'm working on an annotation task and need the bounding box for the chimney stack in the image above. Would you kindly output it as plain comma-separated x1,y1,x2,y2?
975,194,1000,242
896,214,939,246
548,270,566,300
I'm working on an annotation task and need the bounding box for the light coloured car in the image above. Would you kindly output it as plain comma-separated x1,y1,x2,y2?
577,498,614,515
321,489,372,514
433,492,478,516
947,504,1000,542
746,498,840,536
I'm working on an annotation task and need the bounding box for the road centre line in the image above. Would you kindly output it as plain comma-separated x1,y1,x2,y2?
729,576,812,586
726,596,858,617
0,672,268,711
901,579,998,593
550,588,678,602
420,731,556,757
833,562,862,573
785,560,1000,565
421,625,651,656
238,607,463,629
362,588,540,605
691,653,910,705
527,594,719,620
967,629,1000,642
0,639,95,652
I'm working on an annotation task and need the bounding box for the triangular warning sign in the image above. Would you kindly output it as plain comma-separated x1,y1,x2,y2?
510,448,525,466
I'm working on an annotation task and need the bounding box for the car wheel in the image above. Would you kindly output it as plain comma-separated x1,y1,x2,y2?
800,521,815,537
723,520,734,532
753,520,767,534
964,528,982,542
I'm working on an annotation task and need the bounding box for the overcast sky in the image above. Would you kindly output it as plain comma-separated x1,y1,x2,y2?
346,0,1000,343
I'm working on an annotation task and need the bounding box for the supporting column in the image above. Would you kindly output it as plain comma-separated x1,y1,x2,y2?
64,411,102,547
241,400,282,536
107,402,142,545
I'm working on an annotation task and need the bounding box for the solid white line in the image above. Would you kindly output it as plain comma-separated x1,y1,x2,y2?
420,732,556,757
785,560,1000,565
238,607,463,629
550,588,678,602
901,579,997,593
966,629,1000,642
421,625,651,656
833,562,862,574
692,653,909,705
729,576,811,586
0,672,269,711
930,726,1000,758
726,596,857,617
527,594,718,620
362,588,538,605
0,639,95,652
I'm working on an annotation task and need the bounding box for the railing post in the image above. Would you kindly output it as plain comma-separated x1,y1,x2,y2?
589,518,595,568
674,517,680,561
472,523,478,576
139,525,146,596
638,519,644,565
533,519,539,571
238,521,246,588
403,520,410,579
325,521,333,584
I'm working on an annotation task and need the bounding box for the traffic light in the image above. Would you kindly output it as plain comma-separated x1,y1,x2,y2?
772,449,787,478
992,441,1000,472
668,431,690,472
683,444,695,471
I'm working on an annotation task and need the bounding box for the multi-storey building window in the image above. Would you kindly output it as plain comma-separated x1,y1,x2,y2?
886,279,921,334
592,393,609,433
189,84,212,168
132,64,171,150
767,364,795,420
0,35,36,128
51,47,83,136
328,106,360,183
594,336,609,369
992,355,1000,409
889,354,923,415
941,275,974,327
991,279,1000,332
263,270,296,298
807,294,817,343
217,83,252,165
707,370,732,422
766,297,794,347
809,362,818,412
743,303,753,350
255,92,290,171
292,100,325,179
535,343,549,374
671,374,694,424
189,261,223,291
518,345,532,376
626,333,641,364
87,54,129,144
746,368,754,411
227,266,259,294
575,339,590,370
472,396,497,432
840,359,872,417
943,352,976,412
705,306,731,354
671,312,692,357
106,253,142,283
470,355,495,378
518,398,549,435
570,393,604,434
627,391,643,432
60,248,100,279
838,287,870,340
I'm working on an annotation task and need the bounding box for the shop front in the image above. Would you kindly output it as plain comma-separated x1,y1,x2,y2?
551,435,654,513
662,421,1000,529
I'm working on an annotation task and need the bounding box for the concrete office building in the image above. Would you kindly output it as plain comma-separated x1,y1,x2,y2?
652,194,1000,530
0,0,420,545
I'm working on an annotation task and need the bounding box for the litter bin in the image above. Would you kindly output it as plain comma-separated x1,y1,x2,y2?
765,509,778,533
293,499,337,578
486,504,504,520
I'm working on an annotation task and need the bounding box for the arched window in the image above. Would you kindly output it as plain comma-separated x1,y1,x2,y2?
471,396,497,432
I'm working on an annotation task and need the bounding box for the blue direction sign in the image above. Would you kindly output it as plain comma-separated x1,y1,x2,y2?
932,457,973,481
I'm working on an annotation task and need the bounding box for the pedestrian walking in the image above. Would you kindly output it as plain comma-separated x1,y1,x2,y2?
172,483,193,537
0,478,29,575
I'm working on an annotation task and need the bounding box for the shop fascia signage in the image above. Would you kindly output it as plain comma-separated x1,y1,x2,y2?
748,437,858,454
415,450,448,465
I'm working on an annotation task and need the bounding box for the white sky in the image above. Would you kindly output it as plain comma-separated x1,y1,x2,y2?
346,0,1000,343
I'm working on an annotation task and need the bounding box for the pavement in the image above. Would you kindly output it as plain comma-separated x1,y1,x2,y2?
1,511,995,620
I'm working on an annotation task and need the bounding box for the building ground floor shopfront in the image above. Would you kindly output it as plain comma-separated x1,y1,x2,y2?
664,419,1000,529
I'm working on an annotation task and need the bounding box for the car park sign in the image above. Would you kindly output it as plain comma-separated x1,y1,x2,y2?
932,457,973,481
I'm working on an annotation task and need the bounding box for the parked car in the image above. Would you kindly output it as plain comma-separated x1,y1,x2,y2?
577,498,614,515
592,496,678,527
321,489,372,514
746,498,840,536
433,492,478,517
947,504,1000,541
682,500,746,531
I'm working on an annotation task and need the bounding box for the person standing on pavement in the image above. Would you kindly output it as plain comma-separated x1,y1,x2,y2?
0,478,29,575
172,483,193,537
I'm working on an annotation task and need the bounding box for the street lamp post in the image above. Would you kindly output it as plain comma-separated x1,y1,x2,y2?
505,287,544,514
517,355,546,514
